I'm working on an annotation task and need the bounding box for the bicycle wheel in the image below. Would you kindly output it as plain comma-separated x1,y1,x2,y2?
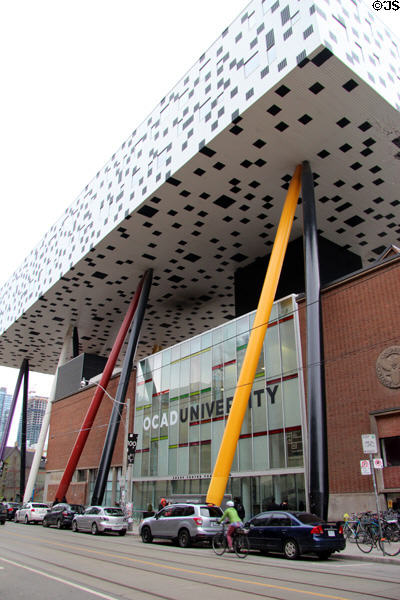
356,531,373,553
234,533,250,558
212,532,227,556
379,527,400,556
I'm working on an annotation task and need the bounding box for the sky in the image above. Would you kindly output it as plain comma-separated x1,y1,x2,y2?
0,2,397,419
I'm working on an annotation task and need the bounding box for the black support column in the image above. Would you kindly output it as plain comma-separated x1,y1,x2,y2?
91,269,153,506
19,360,29,501
302,161,328,520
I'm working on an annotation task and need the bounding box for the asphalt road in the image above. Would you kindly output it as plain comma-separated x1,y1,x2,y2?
1,522,400,600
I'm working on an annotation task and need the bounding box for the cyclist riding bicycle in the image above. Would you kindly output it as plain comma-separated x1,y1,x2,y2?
219,500,243,552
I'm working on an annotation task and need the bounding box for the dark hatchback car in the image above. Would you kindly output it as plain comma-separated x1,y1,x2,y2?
5,502,20,521
246,511,345,560
42,503,85,529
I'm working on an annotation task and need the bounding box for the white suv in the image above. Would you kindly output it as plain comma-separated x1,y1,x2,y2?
15,502,49,524
139,503,223,547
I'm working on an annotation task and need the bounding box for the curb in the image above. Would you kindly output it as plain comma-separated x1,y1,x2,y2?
335,553,400,566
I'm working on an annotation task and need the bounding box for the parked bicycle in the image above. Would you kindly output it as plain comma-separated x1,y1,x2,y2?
212,522,250,558
342,514,361,543
355,512,400,556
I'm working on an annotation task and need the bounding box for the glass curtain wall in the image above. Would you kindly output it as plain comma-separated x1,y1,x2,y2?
132,295,305,513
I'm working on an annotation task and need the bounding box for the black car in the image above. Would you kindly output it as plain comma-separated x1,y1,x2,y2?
42,503,85,529
246,511,345,560
0,502,7,525
5,502,21,520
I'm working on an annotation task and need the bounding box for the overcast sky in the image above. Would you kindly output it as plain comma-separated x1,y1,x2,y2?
0,1,397,411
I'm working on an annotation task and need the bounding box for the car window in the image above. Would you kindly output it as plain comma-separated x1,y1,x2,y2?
252,516,270,526
199,506,222,518
104,508,124,516
85,507,98,515
32,503,49,509
170,506,185,517
70,504,84,513
295,512,325,525
269,515,292,526
158,507,174,518
182,506,195,516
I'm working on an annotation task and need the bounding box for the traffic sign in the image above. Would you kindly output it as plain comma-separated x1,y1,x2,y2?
373,458,383,469
127,433,138,464
361,434,377,454
360,459,371,475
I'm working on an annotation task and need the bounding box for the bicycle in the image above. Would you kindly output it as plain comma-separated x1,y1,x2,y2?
342,516,361,543
355,513,400,556
212,522,250,558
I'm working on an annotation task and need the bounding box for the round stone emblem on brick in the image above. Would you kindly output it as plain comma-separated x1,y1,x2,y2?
376,346,400,389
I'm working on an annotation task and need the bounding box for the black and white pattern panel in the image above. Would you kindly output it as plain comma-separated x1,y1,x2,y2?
0,0,399,372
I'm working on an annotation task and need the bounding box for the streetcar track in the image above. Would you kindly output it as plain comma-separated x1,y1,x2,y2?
26,528,400,587
2,530,399,600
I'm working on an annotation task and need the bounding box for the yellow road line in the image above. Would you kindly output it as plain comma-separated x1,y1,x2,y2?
6,532,351,600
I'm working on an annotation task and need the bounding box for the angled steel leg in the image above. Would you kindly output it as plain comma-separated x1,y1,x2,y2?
0,359,27,463
206,166,302,507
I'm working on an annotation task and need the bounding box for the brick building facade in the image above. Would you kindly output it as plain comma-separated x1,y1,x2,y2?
45,373,135,505
298,252,400,516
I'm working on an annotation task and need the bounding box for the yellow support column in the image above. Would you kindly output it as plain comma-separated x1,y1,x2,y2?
206,165,302,506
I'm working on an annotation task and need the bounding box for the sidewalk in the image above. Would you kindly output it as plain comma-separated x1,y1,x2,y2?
335,540,400,565
128,525,400,564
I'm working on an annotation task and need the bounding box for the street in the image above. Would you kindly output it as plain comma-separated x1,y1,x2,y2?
1,522,400,600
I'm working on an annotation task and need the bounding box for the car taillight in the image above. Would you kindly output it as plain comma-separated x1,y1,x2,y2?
62,511,69,517
310,525,323,535
30,509,35,513
193,517,203,526
338,525,343,535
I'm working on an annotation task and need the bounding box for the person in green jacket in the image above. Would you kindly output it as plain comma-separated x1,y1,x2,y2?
219,500,243,551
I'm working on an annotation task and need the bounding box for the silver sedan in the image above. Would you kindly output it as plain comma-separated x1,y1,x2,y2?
72,506,127,536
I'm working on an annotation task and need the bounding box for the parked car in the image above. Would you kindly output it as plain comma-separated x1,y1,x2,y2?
72,506,127,536
14,502,49,524
42,502,85,529
245,511,345,559
0,502,7,524
139,503,223,548
5,502,21,520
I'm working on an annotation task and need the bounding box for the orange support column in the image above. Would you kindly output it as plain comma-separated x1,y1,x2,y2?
206,164,302,506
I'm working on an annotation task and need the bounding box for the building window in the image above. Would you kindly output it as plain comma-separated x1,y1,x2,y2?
381,436,400,466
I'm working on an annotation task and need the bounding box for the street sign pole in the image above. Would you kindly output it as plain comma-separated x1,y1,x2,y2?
369,452,385,555
361,434,385,556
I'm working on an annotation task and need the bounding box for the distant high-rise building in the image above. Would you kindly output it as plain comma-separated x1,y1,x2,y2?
17,394,48,448
0,387,13,444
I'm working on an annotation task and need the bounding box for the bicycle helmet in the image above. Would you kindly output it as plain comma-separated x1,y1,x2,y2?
226,500,234,507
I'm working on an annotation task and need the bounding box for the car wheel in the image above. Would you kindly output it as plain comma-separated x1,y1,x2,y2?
118,529,126,536
56,519,63,530
91,522,98,535
24,515,29,525
141,526,153,543
0,520,5,525
283,539,299,560
177,528,191,548
72,520,78,532
42,518,48,527
317,551,332,560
